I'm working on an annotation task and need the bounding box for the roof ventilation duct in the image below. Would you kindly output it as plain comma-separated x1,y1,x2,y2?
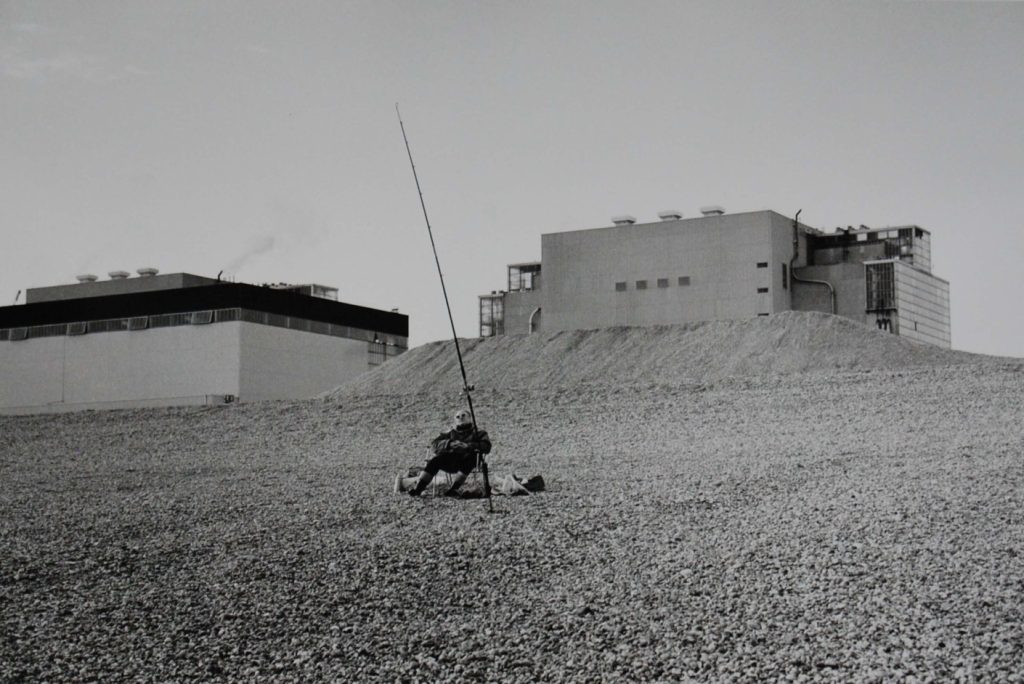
136,267,159,277
108,270,130,280
75,274,98,283
700,206,725,216
657,210,683,221
612,215,637,226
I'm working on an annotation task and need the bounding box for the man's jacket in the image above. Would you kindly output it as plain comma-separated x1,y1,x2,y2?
431,425,492,457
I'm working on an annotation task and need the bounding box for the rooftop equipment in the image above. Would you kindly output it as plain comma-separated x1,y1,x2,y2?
108,271,130,280
75,274,98,283
700,206,726,216
612,215,637,226
657,210,683,221
137,267,159,277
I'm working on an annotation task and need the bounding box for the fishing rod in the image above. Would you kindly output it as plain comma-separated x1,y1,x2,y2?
396,104,494,512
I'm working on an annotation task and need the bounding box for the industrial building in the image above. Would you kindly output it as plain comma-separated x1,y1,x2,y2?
0,270,407,414
479,208,951,348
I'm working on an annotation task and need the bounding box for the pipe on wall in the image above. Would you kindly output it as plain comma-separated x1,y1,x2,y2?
789,209,836,315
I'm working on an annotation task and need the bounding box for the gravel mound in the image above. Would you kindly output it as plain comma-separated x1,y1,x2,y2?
327,311,988,398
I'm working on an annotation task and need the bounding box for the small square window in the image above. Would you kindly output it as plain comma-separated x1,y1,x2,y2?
636,280,647,290
657,278,669,288
678,276,691,286
615,282,627,292
756,262,768,268
757,287,769,293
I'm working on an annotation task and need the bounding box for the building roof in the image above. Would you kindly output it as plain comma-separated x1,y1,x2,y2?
25,272,220,304
542,209,792,238
0,281,407,337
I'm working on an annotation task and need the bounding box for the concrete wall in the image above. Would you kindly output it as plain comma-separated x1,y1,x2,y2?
769,213,792,314
792,263,869,325
238,322,369,401
894,262,951,348
540,211,784,332
0,336,66,409
0,323,241,414
503,288,543,335
0,320,380,413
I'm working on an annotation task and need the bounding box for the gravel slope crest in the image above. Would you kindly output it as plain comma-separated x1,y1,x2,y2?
327,312,997,398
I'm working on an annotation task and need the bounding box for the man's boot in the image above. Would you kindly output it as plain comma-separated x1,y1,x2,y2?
443,472,468,498
408,470,433,497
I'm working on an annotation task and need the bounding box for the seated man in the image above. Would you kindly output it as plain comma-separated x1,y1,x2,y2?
408,409,492,498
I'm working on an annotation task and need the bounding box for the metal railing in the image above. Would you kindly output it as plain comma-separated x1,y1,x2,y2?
2,307,407,350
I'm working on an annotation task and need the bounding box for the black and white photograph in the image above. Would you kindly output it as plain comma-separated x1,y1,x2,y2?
1,1,1022,681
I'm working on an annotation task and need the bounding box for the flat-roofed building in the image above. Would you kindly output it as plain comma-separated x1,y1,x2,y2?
0,271,407,414
480,209,950,348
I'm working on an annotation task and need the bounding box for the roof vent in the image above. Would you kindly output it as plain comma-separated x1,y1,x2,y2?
108,270,130,280
75,274,98,283
657,210,683,221
700,206,725,216
136,267,159,277
612,215,637,226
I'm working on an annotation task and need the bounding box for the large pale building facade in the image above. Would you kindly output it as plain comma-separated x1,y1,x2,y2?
480,209,950,348
0,271,407,414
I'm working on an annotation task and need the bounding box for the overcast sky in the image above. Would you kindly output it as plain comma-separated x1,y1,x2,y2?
2,1,1021,357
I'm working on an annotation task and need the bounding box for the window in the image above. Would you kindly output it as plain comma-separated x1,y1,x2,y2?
479,296,504,337
757,287,769,293
190,310,213,325
678,276,691,286
782,264,788,290
657,278,669,288
368,340,387,366
214,309,242,323
508,263,542,292
635,280,647,290
756,262,768,268
757,313,770,317
10,327,28,341
615,282,627,292
866,262,896,312
67,321,87,336
128,316,149,331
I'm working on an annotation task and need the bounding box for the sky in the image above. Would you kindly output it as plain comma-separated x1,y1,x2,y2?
1,0,1022,357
